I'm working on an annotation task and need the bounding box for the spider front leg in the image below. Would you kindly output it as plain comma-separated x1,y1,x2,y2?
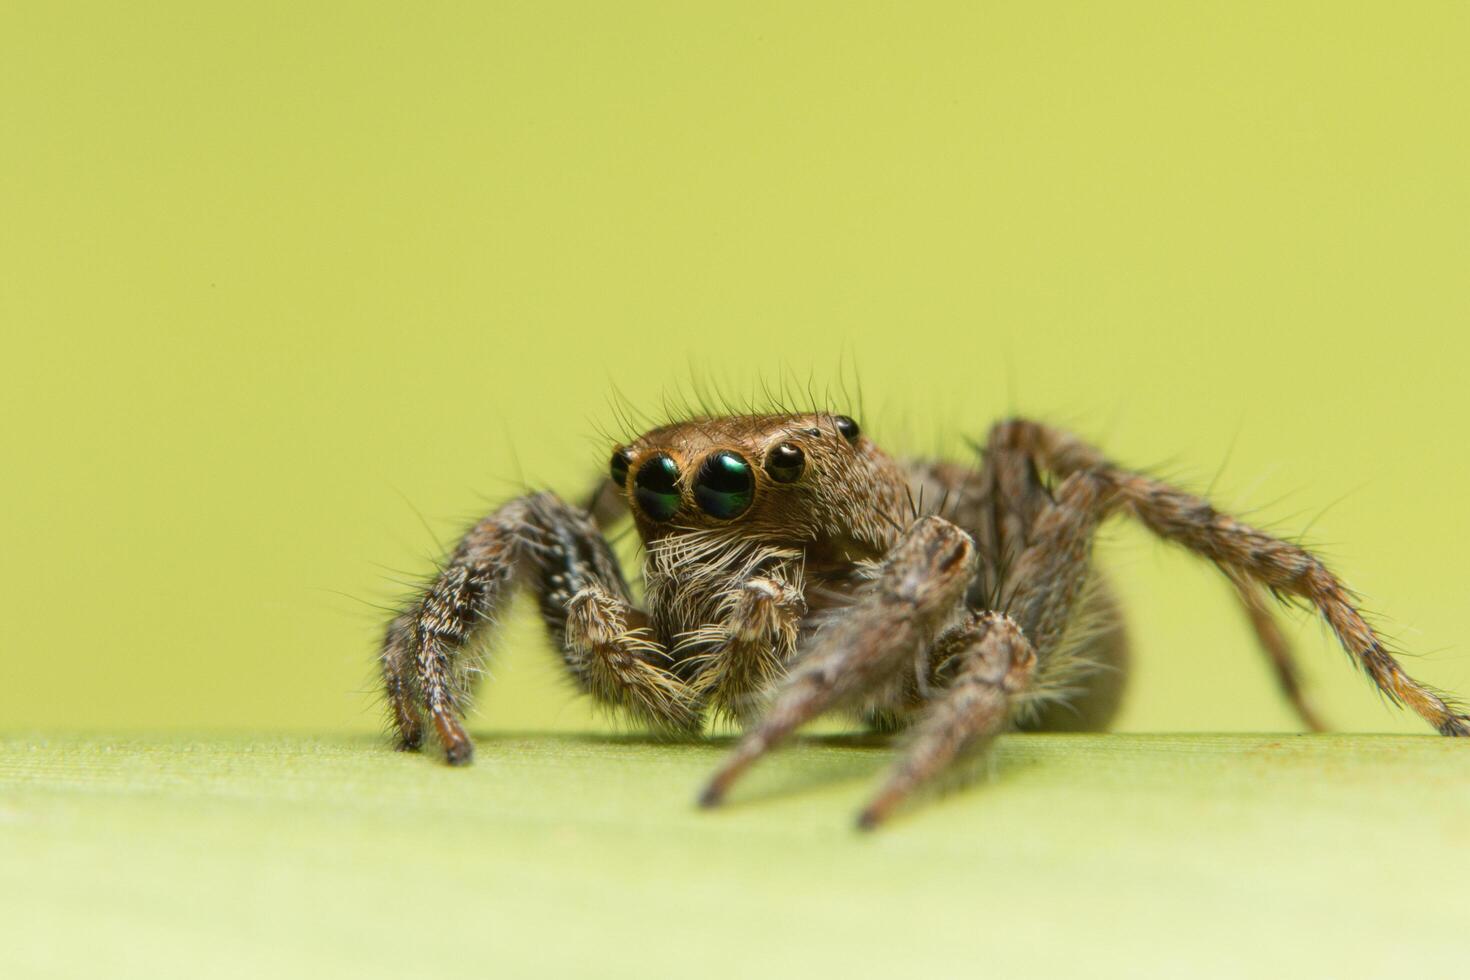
856,467,1113,827
857,612,1036,829
561,585,704,733
698,516,977,807
380,491,700,765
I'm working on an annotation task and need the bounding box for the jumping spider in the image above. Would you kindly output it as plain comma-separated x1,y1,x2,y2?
380,413,1467,828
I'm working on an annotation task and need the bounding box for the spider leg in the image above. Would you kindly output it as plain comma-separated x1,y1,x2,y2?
1228,573,1328,732
562,585,703,732
381,612,425,749
698,516,977,807
993,418,1469,736
967,427,1307,732
976,427,1051,603
581,475,627,531
382,491,699,765
909,434,1051,606
855,468,1113,826
857,612,1036,829
912,445,1129,733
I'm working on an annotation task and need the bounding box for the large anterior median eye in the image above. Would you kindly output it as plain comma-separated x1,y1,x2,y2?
693,451,754,519
690,452,752,520
633,454,681,521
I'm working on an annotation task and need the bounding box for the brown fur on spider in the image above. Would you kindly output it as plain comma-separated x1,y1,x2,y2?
380,413,1468,829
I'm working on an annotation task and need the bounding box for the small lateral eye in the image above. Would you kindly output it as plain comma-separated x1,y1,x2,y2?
693,451,754,519
609,448,632,487
634,454,681,521
764,443,804,483
834,416,861,443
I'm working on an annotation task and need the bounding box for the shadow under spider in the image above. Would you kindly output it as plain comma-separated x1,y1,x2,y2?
466,729,897,750
442,730,1049,815
453,730,893,803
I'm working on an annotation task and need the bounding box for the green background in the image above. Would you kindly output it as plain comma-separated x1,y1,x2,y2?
4,4,1468,738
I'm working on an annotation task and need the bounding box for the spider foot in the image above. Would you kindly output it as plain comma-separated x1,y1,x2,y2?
394,732,423,752
433,712,474,766
855,791,903,832
696,735,768,809
1437,714,1470,737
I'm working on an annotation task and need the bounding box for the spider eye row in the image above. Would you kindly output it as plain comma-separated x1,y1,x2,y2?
607,440,816,522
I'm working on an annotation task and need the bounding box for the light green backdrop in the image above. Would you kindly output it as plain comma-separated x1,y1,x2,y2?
3,2,1466,737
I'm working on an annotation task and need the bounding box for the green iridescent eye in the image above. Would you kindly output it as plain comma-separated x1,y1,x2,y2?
609,448,632,487
634,454,681,521
693,451,754,519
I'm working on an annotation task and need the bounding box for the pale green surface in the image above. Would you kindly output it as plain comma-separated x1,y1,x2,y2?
1,733,1466,979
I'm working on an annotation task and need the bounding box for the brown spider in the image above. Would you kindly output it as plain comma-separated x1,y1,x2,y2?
380,413,1467,828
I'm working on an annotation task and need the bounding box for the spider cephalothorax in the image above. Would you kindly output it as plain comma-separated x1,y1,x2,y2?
380,413,1468,828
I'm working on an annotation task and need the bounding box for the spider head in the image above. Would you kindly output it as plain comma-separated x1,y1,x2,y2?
607,413,905,555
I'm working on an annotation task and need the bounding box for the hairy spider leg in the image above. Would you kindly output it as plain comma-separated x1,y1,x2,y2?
994,419,1469,737
380,492,701,765
858,468,1113,826
698,516,977,807
858,612,1036,829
